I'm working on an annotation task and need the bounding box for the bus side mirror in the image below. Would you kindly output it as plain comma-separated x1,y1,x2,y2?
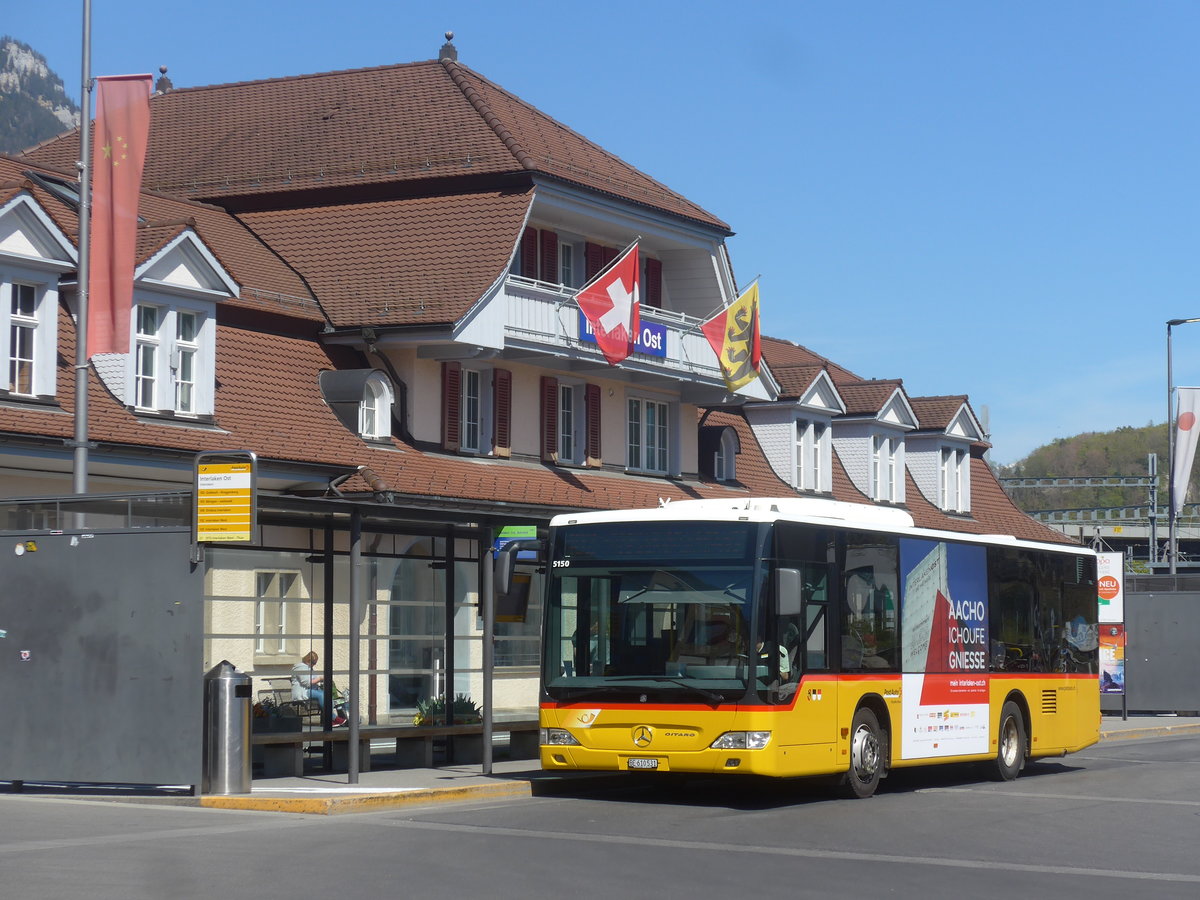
776,567,802,616
494,539,544,602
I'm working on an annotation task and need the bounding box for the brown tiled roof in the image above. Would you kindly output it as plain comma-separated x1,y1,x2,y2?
838,379,905,417
24,60,726,231
768,364,826,400
0,156,322,322
759,335,862,388
237,189,533,327
909,395,970,432
445,62,726,230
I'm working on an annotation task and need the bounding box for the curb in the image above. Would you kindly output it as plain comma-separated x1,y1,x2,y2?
1097,722,1200,743
199,779,536,815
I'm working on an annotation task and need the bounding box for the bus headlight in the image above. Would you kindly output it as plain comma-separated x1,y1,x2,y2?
541,727,581,746
710,731,771,750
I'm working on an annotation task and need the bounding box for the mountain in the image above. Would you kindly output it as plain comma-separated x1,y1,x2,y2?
998,423,1178,514
0,37,78,154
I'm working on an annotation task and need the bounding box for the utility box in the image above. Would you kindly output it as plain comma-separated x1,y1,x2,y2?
203,661,252,794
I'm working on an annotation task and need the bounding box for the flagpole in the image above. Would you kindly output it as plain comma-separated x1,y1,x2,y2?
73,0,93,495
682,275,762,340
553,237,641,311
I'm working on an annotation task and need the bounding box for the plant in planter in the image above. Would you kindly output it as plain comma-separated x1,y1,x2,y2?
413,693,482,726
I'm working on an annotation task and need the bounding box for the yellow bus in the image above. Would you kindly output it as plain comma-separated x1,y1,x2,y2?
507,497,1099,799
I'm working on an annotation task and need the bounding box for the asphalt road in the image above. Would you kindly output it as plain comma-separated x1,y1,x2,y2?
3,733,1199,900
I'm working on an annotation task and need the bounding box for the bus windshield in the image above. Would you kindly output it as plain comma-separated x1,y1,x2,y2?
544,521,765,703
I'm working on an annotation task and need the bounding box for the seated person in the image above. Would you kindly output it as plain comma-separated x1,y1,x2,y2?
292,650,348,726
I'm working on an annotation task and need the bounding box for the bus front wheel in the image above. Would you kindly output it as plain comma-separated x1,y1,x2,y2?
842,707,885,799
994,700,1026,781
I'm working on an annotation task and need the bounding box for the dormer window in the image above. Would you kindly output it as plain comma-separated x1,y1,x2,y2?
320,368,399,443
128,301,214,416
0,277,59,399
360,371,394,440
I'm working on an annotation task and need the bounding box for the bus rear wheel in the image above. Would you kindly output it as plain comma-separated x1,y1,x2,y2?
842,707,885,799
994,700,1026,782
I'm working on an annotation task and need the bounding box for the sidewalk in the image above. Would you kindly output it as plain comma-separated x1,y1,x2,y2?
191,713,1200,815
9,714,1197,815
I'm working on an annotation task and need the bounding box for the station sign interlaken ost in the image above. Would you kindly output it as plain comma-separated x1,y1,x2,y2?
195,457,256,542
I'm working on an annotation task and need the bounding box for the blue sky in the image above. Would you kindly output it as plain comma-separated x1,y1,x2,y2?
7,1,1200,464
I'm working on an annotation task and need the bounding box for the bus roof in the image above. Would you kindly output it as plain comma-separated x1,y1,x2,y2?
548,497,1094,558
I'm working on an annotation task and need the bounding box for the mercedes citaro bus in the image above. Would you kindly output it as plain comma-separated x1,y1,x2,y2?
496,497,1099,798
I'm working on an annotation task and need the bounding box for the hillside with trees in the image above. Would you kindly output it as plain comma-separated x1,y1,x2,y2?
997,424,1185,514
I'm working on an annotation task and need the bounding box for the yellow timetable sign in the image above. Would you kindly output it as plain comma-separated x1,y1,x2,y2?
197,462,254,542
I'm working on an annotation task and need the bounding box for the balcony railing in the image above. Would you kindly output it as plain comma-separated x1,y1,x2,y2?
503,275,725,383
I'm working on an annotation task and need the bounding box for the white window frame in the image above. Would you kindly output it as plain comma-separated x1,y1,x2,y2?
0,274,57,398
714,430,737,482
173,311,199,414
872,433,900,503
458,367,496,453
126,295,216,416
360,371,394,440
557,232,584,289
627,395,673,475
795,419,830,492
461,368,483,452
9,282,37,395
557,380,591,465
254,570,299,656
559,241,576,288
134,304,161,410
940,446,968,512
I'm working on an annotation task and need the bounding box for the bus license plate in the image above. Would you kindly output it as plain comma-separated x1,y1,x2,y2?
627,757,659,770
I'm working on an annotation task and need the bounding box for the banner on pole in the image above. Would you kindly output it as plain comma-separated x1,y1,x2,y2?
1096,552,1125,624
88,74,154,357
1172,386,1200,512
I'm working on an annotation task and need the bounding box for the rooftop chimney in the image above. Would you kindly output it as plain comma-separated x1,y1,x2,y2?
439,31,457,62
155,65,173,94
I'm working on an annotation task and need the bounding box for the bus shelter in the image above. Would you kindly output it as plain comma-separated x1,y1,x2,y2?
0,490,549,791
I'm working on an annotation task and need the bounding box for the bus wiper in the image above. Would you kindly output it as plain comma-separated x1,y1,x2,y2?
605,675,724,706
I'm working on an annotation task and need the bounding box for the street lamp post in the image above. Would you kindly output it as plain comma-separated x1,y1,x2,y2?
1166,318,1200,574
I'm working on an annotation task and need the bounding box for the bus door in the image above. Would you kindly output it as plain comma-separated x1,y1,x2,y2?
773,562,836,746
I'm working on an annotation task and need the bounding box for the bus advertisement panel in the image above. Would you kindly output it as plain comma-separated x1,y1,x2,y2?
899,539,989,759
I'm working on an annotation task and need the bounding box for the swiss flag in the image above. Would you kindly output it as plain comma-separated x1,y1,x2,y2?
576,242,639,366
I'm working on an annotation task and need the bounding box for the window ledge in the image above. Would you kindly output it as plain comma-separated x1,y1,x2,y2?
130,410,225,431
0,394,65,413
361,437,402,450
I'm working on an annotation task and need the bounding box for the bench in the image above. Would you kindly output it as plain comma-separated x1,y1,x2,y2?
258,677,321,724
250,719,540,777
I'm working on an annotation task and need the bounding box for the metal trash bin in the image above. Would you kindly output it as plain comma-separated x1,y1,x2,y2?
202,661,252,794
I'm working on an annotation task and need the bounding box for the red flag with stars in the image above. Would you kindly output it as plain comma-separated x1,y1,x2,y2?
88,74,153,357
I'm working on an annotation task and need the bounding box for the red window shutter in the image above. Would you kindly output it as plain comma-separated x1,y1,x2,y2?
645,257,662,308
585,383,602,467
540,375,559,462
585,242,605,280
493,368,512,458
540,230,559,283
441,361,461,451
601,246,617,267
521,226,539,278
